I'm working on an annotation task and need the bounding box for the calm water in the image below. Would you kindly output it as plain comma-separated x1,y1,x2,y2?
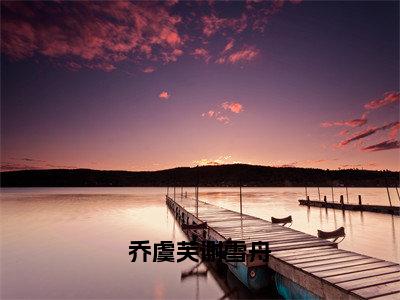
1,187,399,299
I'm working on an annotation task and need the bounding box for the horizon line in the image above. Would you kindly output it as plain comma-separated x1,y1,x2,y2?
1,163,399,173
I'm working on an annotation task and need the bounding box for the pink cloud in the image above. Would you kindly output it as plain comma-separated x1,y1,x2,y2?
159,91,170,100
192,48,211,63
202,14,247,37
221,101,244,113
201,110,230,124
247,0,285,33
87,62,116,72
1,2,183,71
201,110,216,118
362,139,400,152
143,66,156,73
65,61,82,71
222,39,235,53
364,91,400,110
215,57,226,64
337,121,399,147
337,129,349,136
321,116,367,128
1,2,298,71
193,155,233,166
203,100,245,124
321,91,400,151
224,46,259,64
216,115,230,124
389,122,400,139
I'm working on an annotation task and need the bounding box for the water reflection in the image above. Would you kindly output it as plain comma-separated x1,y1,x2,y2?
180,261,282,300
1,187,399,299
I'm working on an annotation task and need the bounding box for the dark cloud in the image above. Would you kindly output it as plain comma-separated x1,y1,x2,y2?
338,121,399,147
362,139,400,152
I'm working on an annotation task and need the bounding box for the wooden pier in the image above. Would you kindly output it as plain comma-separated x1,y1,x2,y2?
299,199,400,216
166,195,400,299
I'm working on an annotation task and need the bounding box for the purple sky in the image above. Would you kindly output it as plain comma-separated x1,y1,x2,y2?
1,1,399,171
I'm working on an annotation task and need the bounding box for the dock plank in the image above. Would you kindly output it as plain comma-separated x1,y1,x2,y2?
352,281,400,299
267,238,335,248
371,292,400,299
325,266,400,284
245,236,319,244
338,272,400,291
304,258,379,272
312,261,398,278
269,241,336,252
287,252,360,264
272,246,335,258
295,255,370,268
282,249,349,261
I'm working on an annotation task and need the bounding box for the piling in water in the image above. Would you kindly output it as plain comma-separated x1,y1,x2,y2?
239,186,243,215
340,195,344,209
386,187,392,207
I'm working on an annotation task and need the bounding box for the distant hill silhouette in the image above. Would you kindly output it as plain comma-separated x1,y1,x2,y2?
1,164,398,187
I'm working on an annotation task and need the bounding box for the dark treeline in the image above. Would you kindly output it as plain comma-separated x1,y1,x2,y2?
1,164,399,187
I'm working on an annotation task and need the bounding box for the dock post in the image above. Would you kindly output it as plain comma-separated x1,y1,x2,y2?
386,187,393,207
317,187,321,201
305,187,308,199
323,195,327,203
306,195,310,206
331,187,334,203
196,165,199,217
346,187,349,204
196,186,199,217
358,195,362,206
239,186,243,215
340,195,344,209
396,187,400,202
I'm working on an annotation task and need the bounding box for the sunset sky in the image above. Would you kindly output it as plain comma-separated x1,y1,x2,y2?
1,1,399,171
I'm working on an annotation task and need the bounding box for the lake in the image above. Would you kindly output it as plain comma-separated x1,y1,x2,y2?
1,187,399,299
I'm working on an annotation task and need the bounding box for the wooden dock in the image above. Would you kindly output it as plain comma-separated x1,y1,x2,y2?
299,199,400,216
166,195,400,299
